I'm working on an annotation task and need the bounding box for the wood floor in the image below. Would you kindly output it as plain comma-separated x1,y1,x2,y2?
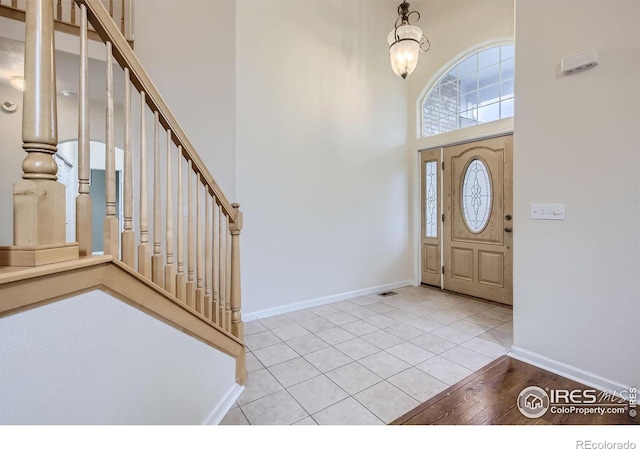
392,356,638,425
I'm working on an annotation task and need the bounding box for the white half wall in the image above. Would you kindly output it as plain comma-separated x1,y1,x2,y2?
513,0,640,390
0,290,237,424
236,1,410,314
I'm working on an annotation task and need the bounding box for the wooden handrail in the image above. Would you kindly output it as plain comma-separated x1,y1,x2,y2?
77,0,238,224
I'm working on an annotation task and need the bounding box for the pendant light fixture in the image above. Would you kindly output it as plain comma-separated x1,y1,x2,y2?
387,2,430,79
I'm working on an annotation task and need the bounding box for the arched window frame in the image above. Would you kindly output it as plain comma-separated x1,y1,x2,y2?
417,40,515,140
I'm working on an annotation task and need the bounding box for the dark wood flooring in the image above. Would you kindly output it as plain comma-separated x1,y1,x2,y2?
392,356,638,425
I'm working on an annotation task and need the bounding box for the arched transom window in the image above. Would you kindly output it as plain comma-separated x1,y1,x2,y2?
422,45,514,138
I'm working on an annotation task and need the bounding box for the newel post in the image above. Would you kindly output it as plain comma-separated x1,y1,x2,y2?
230,203,245,385
229,203,244,341
0,0,79,266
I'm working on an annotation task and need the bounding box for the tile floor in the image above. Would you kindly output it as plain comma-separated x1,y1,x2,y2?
221,285,513,425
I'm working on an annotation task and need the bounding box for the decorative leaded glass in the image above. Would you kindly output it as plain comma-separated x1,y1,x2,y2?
425,161,437,237
422,45,515,138
462,159,492,233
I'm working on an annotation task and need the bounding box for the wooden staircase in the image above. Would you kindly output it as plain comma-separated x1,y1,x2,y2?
0,0,246,385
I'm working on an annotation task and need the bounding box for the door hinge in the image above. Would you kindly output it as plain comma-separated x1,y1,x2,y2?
442,214,445,222
442,266,445,274
441,161,444,170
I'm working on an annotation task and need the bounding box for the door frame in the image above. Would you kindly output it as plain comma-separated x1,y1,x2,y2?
413,124,514,288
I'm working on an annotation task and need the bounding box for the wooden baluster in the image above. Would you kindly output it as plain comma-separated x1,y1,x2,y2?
204,190,212,321
76,3,92,257
225,215,232,331
230,204,244,339
108,0,113,17
195,179,204,313
175,147,186,302
164,130,175,296
103,41,119,257
11,1,18,9
186,160,196,308
70,1,76,25
0,0,79,267
151,112,163,286
218,207,226,329
120,0,125,33
137,92,151,278
212,199,220,325
56,0,62,21
123,0,130,40
121,67,134,266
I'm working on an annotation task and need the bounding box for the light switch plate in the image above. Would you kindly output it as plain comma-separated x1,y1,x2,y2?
530,203,565,220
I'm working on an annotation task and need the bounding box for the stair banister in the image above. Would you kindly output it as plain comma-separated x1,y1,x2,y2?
0,0,246,383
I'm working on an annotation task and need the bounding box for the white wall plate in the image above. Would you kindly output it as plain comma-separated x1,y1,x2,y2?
530,203,565,220
2,100,18,113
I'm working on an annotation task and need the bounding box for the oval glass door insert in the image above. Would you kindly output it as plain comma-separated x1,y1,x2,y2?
462,159,492,233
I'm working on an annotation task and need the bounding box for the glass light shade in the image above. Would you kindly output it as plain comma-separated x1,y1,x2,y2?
387,25,423,79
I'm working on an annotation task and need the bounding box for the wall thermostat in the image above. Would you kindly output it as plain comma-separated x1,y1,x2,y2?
2,100,18,113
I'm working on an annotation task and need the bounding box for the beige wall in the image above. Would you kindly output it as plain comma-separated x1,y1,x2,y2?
133,0,237,198
513,0,640,390
236,1,411,315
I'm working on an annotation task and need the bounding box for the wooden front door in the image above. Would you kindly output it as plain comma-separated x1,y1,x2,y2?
443,135,513,304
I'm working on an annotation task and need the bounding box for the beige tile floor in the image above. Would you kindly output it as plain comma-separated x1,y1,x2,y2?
221,285,513,425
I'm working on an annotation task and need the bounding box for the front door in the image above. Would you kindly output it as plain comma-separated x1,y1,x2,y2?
443,135,513,304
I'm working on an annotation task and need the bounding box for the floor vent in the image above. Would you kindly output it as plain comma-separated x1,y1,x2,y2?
377,291,398,297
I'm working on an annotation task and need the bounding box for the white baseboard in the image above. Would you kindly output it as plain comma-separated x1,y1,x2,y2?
202,383,245,425
510,346,632,397
243,280,413,322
